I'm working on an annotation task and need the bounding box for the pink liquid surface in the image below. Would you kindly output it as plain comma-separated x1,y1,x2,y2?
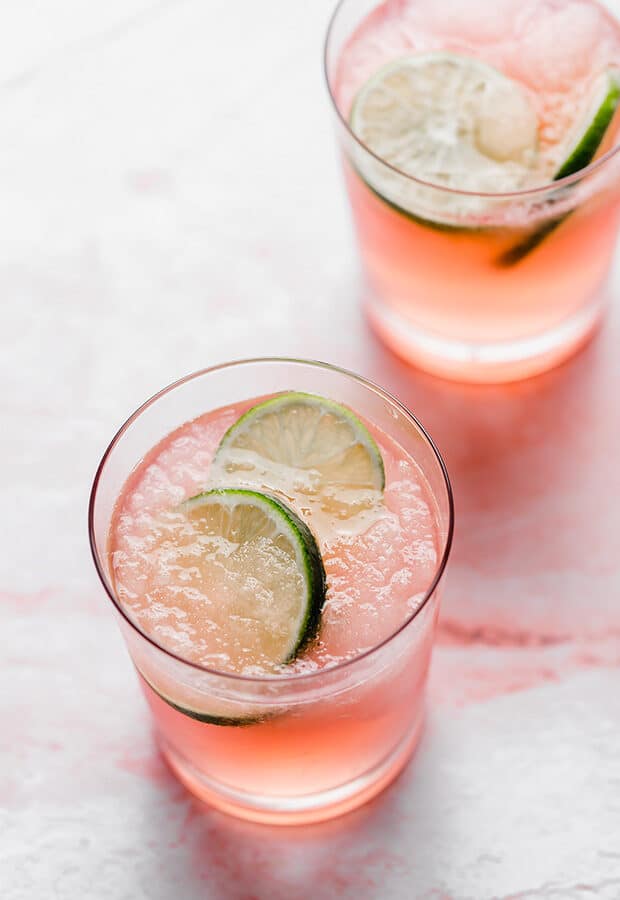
107,396,444,822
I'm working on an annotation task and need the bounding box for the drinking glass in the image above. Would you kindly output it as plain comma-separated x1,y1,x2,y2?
325,0,620,382
89,359,453,824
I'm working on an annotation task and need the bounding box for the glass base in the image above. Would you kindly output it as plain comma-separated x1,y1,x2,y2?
158,714,424,826
366,294,604,384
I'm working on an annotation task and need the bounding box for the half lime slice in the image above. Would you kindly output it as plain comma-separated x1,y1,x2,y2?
554,71,620,180
137,488,326,724
498,70,620,265
212,393,385,518
180,488,326,667
350,51,539,224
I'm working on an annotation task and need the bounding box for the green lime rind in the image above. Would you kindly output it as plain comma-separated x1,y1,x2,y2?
182,488,327,664
137,670,266,727
352,164,485,234
554,74,620,180
498,72,620,266
496,216,565,266
216,391,385,491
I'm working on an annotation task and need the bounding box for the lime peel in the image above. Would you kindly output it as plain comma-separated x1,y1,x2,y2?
554,71,620,181
498,69,620,265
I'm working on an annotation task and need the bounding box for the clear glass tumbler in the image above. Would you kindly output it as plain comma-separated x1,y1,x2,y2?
325,0,620,383
89,359,453,824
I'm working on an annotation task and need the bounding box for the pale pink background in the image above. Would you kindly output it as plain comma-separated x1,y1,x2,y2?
1,1,619,897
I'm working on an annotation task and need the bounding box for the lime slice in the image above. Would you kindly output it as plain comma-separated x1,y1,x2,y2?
554,71,620,180
498,70,620,265
181,488,325,665
133,488,326,725
350,52,539,223
212,393,385,518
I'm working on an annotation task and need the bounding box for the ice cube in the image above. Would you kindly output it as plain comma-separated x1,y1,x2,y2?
506,1,608,92
420,0,524,43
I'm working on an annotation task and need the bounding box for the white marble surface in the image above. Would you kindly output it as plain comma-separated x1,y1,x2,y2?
1,2,620,898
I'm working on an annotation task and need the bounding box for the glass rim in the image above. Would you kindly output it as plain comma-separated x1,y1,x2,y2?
323,0,620,201
88,357,454,685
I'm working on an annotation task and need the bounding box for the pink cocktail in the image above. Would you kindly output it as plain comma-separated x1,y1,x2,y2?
89,359,453,824
325,0,620,382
